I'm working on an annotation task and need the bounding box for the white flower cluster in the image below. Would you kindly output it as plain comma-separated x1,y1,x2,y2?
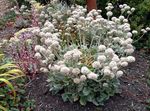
33,2,139,84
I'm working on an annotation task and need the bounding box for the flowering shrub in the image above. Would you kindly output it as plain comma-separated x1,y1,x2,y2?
30,1,150,106
1,0,150,105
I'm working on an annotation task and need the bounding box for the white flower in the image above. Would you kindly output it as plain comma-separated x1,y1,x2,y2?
40,67,49,73
110,73,115,78
125,48,134,54
72,49,82,59
127,56,135,62
119,16,125,20
57,61,64,65
103,69,111,75
106,11,113,17
112,55,120,62
146,27,150,31
34,45,41,52
72,68,80,75
132,30,138,34
97,55,106,62
98,45,106,51
109,61,117,68
103,83,108,87
81,66,91,75
131,8,135,12
141,29,147,33
105,48,114,55
126,38,133,44
127,32,132,38
112,66,118,72
73,78,80,84
45,38,53,46
80,75,87,81
64,51,73,60
40,47,47,54
123,19,128,23
113,37,120,42
116,71,123,78
34,53,42,59
60,66,70,75
87,72,98,80
121,62,128,67
52,65,61,71
92,61,102,69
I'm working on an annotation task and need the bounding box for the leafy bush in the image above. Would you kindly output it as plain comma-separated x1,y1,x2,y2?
0,78,35,111
0,52,24,110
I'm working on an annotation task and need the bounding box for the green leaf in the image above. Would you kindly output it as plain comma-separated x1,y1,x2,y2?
79,96,87,106
83,87,91,96
62,93,69,102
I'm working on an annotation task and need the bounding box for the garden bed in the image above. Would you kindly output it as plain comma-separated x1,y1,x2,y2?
26,52,150,111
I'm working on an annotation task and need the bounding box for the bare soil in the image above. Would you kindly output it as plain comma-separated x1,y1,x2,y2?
26,52,150,111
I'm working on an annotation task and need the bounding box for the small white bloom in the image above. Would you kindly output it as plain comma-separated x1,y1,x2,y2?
34,45,41,52
106,11,113,17
72,68,80,75
132,30,138,34
116,71,123,78
81,66,90,74
73,78,80,84
98,45,106,51
141,29,147,33
103,83,108,87
87,72,98,80
103,69,111,75
40,67,49,73
109,61,117,68
92,61,102,69
131,8,135,12
60,66,70,75
127,56,135,62
40,47,47,54
112,66,118,72
105,48,114,55
125,48,134,54
80,75,87,81
112,55,120,62
34,53,42,59
121,62,128,67
146,27,150,31
97,55,106,62
127,32,132,38
126,38,133,44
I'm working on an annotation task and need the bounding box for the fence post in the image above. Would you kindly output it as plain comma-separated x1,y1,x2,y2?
86,0,97,11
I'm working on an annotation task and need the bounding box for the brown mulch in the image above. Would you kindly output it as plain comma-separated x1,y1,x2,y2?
26,52,150,111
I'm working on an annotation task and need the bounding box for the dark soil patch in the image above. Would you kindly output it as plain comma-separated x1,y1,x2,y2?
26,52,150,111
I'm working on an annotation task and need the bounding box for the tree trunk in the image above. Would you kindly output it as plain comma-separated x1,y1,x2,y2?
86,0,97,12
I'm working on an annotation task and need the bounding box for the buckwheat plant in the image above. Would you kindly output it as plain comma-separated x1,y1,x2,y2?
33,1,149,105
